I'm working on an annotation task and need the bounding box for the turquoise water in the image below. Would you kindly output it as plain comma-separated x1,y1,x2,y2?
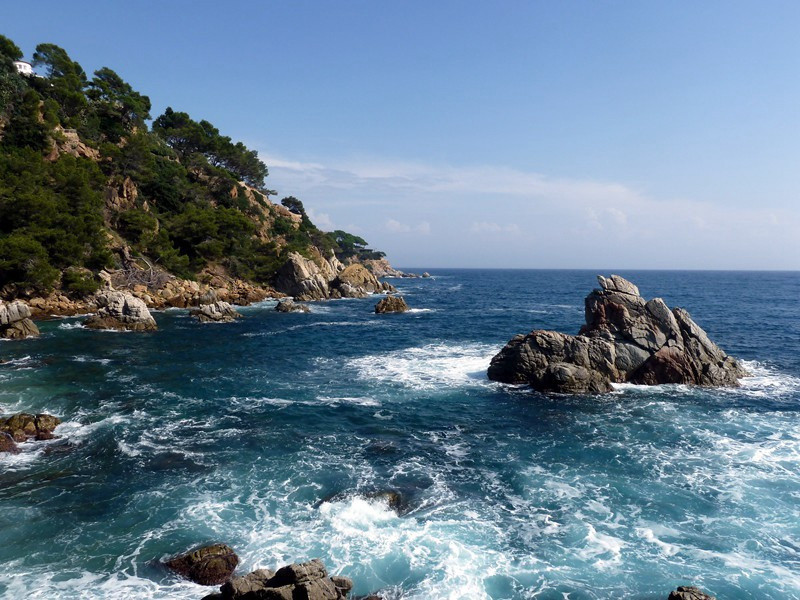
1,270,800,599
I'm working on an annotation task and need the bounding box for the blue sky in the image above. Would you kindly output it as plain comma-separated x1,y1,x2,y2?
5,1,800,269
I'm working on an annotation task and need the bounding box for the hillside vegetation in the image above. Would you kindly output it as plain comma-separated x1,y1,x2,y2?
0,35,384,299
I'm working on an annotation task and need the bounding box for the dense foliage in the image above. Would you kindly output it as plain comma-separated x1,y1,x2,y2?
0,35,384,297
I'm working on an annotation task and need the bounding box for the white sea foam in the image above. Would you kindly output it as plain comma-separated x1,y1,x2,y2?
318,395,381,407
406,308,435,314
72,355,112,365
58,321,86,330
347,342,496,390
737,360,800,397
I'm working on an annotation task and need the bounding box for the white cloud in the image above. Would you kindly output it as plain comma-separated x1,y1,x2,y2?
306,207,334,230
470,221,521,235
386,219,431,235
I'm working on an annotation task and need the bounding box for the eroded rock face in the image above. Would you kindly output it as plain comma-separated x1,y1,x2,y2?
207,559,352,600
0,300,39,339
374,296,408,314
191,302,242,323
165,543,239,586
84,291,157,331
667,586,716,600
273,251,395,301
488,275,747,394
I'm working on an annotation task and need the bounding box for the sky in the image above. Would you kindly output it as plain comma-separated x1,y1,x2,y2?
4,1,800,269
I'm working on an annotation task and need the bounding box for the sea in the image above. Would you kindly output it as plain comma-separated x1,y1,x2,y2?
1,269,799,600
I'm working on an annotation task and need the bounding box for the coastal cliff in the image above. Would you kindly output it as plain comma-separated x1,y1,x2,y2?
0,36,395,317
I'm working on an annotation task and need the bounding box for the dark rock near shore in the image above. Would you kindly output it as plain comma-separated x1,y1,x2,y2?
84,291,157,331
667,586,716,600
374,296,408,314
0,413,61,447
275,299,311,313
208,559,352,599
488,275,748,394
191,301,242,323
165,543,239,585
0,432,20,454
0,300,39,339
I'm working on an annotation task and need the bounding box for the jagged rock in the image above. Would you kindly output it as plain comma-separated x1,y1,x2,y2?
422,272,431,278
84,291,157,331
364,490,406,514
0,300,39,339
191,301,242,323
667,586,716,600
274,251,395,301
1,413,61,444
374,296,408,314
0,432,20,454
210,559,351,600
275,299,311,313
165,543,239,586
488,275,747,394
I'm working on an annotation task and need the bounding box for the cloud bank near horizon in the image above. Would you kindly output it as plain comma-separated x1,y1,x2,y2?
261,153,800,270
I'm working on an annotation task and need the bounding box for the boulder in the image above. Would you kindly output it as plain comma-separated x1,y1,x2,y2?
191,301,242,323
335,264,389,297
0,300,39,339
165,543,239,586
488,275,747,394
1,413,61,444
84,291,157,331
0,432,20,454
210,559,351,600
667,586,716,600
275,299,311,313
374,296,408,314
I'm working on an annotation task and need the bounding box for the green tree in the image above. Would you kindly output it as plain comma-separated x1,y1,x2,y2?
86,67,151,141
31,43,88,126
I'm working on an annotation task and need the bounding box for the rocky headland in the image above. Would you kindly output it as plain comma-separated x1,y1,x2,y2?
488,275,747,393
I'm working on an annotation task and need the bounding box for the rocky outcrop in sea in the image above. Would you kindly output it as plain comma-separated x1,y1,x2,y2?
375,295,408,313
488,275,747,393
667,586,715,600
200,559,352,600
0,413,61,453
0,300,39,339
191,301,243,323
165,543,239,586
274,250,395,301
275,299,311,313
84,291,158,331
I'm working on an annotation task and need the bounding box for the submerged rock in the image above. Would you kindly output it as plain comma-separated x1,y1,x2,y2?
275,298,311,313
0,300,39,339
84,291,157,331
191,301,242,323
0,413,61,446
488,275,747,394
165,543,239,586
374,295,408,314
667,586,716,600
207,559,351,600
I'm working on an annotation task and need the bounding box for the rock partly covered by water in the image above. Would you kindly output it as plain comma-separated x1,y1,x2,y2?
667,586,716,600
84,291,157,331
0,300,39,339
165,543,239,586
202,559,352,600
375,295,408,314
191,301,242,323
488,275,747,393
0,413,61,451
274,250,394,301
275,298,310,313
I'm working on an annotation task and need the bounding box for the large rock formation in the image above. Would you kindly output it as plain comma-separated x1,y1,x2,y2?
275,299,310,313
273,250,395,301
488,275,747,394
84,291,157,331
375,295,408,314
165,543,239,586
191,301,242,323
0,300,39,339
201,559,352,600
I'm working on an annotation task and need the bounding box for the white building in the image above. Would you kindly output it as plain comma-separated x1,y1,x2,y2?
13,60,33,76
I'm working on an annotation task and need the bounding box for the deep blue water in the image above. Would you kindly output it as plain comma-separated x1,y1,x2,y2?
1,270,800,599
